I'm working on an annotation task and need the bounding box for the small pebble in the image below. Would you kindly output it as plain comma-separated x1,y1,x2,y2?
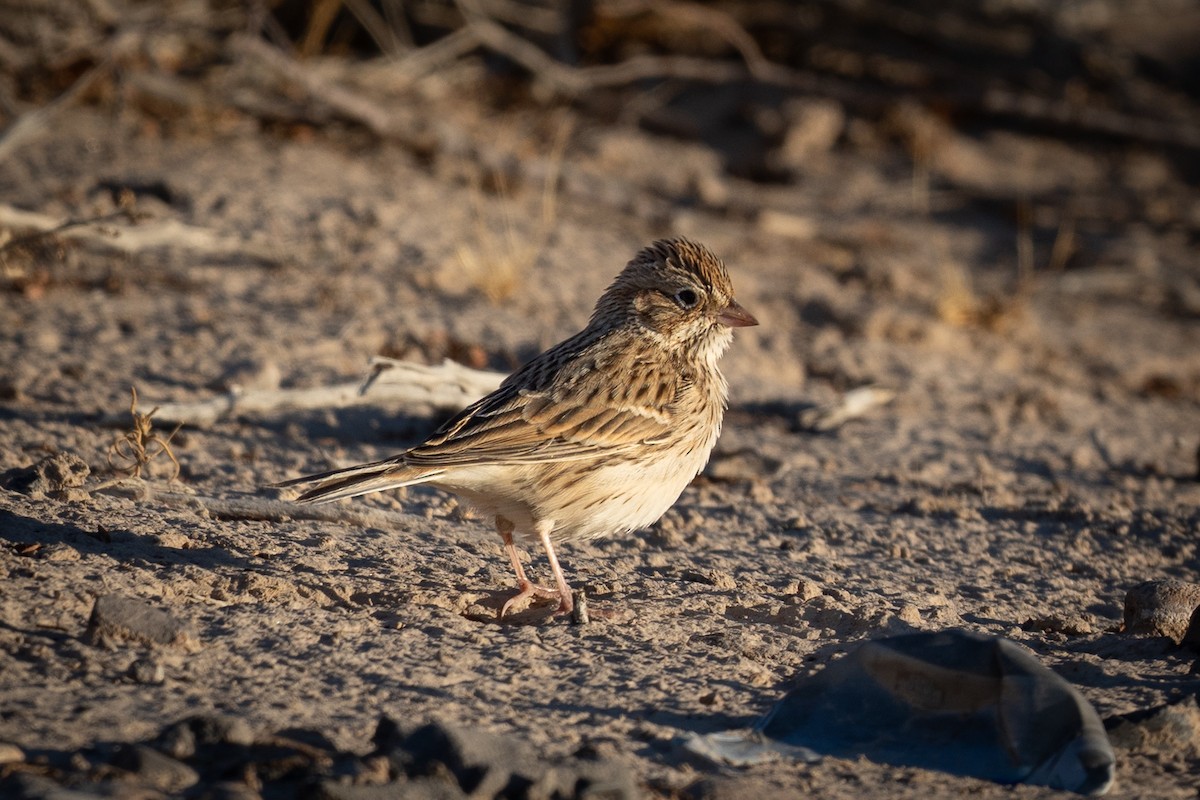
87,594,201,652
128,657,166,685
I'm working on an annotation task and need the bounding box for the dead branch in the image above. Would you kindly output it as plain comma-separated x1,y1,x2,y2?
601,0,773,79
0,59,111,165
0,201,139,259
798,386,896,432
228,34,400,136
455,0,801,94
448,0,1200,149
128,358,507,429
0,203,280,263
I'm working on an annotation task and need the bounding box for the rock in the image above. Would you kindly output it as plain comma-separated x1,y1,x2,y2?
1185,605,1200,650
128,656,166,684
316,778,465,800
0,742,24,765
157,714,256,759
111,743,200,793
1122,580,1200,644
158,720,198,760
681,569,737,590
86,594,201,652
372,718,636,800
380,721,534,799
785,578,822,602
1106,696,1200,755
0,453,90,499
0,773,70,798
198,782,264,800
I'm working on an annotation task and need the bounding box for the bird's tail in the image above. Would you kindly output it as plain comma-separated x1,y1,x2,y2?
273,458,444,504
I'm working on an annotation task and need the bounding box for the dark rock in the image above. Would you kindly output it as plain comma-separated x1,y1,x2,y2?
0,772,74,799
315,777,467,800
157,720,198,760
156,714,255,760
372,718,636,800
383,721,533,798
111,743,200,793
1183,605,1200,651
196,781,263,800
528,759,637,800
190,714,256,747
86,594,200,652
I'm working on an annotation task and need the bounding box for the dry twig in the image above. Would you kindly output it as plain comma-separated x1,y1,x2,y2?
0,192,140,261
127,358,507,429
107,387,183,481
0,59,112,165
0,202,279,263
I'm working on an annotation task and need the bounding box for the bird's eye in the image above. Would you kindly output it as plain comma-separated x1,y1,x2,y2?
674,288,699,309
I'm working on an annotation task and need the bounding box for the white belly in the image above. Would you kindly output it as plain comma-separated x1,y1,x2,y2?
431,436,715,542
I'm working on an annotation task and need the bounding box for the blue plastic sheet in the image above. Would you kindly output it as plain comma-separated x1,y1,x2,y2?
686,630,1115,796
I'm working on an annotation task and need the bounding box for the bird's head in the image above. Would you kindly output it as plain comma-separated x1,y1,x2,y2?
592,238,757,361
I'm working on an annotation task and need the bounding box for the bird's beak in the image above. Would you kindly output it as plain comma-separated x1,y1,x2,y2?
716,299,758,328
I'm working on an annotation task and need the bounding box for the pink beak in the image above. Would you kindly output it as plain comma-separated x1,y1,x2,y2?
716,299,758,328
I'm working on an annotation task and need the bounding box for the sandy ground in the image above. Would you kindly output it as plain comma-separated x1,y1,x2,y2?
1,65,1199,798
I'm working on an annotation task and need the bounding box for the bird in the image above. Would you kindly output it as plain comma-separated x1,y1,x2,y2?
276,238,757,618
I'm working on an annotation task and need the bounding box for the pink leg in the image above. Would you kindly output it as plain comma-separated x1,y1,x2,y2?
536,519,574,615
497,516,558,617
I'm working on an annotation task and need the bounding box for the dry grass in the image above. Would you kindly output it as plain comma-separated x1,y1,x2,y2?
106,387,183,481
935,260,1032,333
452,114,573,303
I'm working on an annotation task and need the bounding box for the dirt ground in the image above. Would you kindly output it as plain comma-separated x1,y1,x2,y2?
1,34,1199,799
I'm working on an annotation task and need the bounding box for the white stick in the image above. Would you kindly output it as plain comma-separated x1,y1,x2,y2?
132,358,507,428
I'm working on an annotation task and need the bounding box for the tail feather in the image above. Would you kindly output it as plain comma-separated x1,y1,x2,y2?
274,458,443,505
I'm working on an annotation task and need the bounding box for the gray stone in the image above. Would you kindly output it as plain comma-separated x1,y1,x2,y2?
86,594,200,652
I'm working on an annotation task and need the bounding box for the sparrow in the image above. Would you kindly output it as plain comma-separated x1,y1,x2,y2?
277,238,757,618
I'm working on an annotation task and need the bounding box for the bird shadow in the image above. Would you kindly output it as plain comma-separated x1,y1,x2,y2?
0,507,260,575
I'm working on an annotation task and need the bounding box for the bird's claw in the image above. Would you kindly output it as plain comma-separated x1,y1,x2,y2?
499,580,565,618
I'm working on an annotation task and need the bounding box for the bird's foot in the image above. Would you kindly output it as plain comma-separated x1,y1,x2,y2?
499,580,566,618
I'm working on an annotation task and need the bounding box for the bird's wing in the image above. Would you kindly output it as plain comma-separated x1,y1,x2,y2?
401,333,679,467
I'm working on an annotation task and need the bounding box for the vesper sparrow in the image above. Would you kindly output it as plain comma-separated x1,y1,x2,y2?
278,238,757,617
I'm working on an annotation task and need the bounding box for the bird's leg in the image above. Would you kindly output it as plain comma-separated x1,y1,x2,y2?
535,519,574,615
497,516,558,617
